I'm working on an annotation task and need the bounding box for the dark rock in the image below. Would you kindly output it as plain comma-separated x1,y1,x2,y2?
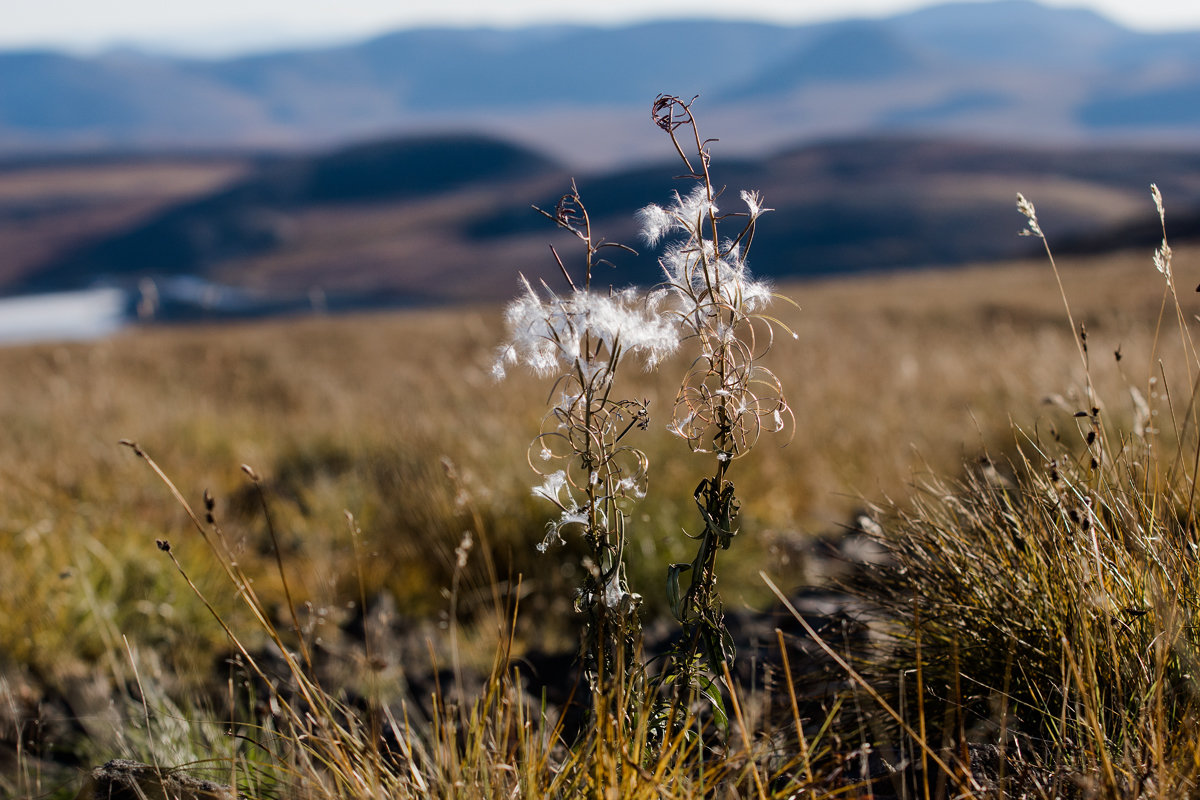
74,759,234,800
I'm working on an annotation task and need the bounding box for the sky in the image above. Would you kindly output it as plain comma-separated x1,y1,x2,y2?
4,0,1200,55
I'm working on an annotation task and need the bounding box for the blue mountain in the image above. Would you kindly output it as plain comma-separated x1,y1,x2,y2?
2,1,1200,156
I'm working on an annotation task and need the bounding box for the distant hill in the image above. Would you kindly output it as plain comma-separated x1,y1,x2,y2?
13,133,1200,308
3,1,1200,165
11,134,559,294
888,0,1129,66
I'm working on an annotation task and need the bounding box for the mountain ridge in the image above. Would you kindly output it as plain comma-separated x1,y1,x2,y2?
4,1,1200,166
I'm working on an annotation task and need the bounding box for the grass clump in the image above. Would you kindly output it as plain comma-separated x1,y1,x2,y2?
848,188,1200,797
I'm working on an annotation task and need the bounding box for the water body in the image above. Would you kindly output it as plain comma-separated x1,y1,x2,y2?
0,279,418,346
0,288,129,345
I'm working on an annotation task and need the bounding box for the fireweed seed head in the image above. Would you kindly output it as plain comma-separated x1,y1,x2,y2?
662,249,773,325
532,469,572,508
674,185,717,229
537,508,588,552
603,573,624,609
581,287,680,370
637,185,717,246
621,288,680,370
739,189,771,220
615,475,646,500
636,203,674,247
740,275,773,313
491,344,517,380
494,276,562,378
494,278,681,381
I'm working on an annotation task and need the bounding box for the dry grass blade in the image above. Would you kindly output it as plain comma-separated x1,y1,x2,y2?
761,572,982,797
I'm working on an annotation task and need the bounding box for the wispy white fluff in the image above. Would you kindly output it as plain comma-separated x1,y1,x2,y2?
603,573,624,609
532,470,571,508
638,184,775,324
660,241,772,322
740,189,770,219
493,276,680,380
615,476,647,500
636,186,718,247
635,203,674,248
675,185,718,229
537,507,588,552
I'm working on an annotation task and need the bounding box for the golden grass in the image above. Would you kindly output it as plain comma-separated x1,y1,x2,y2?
0,247,1186,630
1,243,1197,796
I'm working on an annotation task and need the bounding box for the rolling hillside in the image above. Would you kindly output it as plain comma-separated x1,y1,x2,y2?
8,133,1200,311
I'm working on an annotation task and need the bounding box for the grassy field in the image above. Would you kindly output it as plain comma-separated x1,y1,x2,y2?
2,239,1199,797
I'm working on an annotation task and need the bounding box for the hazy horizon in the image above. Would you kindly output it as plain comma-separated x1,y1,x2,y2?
4,0,1200,57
